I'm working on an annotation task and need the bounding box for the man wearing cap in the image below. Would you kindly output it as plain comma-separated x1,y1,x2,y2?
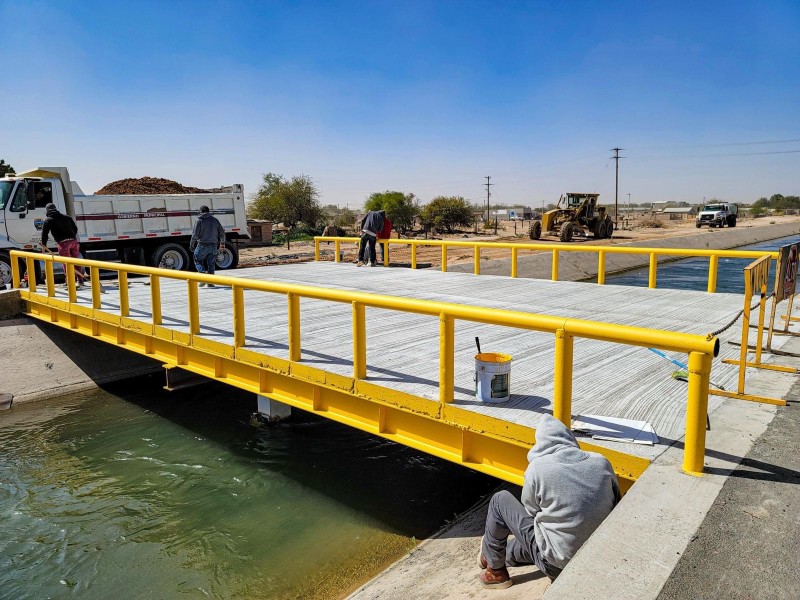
189,205,226,287
41,202,84,288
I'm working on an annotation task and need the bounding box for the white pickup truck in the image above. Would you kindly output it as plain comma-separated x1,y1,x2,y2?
696,202,738,228
0,167,249,287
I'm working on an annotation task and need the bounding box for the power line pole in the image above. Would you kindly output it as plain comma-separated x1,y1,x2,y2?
610,147,625,228
484,176,493,224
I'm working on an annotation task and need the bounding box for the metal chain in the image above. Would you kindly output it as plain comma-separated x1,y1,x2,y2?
708,293,773,338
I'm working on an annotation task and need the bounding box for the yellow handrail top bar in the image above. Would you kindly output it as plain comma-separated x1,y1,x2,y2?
314,236,779,260
11,250,718,356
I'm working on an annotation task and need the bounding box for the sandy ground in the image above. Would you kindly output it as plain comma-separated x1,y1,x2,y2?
239,215,800,270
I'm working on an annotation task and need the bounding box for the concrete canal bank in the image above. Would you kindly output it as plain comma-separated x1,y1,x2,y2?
0,290,161,405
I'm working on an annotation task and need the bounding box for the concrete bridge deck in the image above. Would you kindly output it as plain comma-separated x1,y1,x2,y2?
46,261,753,462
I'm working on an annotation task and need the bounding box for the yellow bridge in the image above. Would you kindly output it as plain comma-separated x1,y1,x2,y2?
12,241,780,492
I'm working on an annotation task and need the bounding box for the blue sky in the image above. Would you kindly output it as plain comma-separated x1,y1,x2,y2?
1,1,798,208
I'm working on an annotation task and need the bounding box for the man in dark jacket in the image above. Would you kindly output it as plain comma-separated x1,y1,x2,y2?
357,210,384,267
41,203,84,288
189,206,225,286
478,415,620,589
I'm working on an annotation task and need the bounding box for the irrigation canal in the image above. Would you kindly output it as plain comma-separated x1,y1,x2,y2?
1,233,797,599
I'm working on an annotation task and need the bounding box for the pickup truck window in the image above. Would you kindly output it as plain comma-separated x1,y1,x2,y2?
33,182,53,208
0,181,12,210
702,204,724,212
9,182,30,212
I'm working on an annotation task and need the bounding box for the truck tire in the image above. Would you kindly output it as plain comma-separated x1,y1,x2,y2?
592,220,603,238
559,222,573,243
529,220,542,240
0,252,13,288
216,241,239,270
728,215,737,227
152,243,191,271
696,222,702,228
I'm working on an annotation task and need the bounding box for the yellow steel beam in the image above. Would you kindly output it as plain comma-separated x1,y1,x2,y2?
20,291,649,492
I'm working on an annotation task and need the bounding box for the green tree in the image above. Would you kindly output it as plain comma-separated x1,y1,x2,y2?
419,196,474,234
248,173,322,248
364,190,418,234
0,159,14,177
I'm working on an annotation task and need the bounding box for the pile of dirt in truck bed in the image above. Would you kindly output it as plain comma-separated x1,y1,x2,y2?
95,177,220,195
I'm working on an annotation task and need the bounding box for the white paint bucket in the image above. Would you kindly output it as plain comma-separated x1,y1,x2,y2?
474,352,511,403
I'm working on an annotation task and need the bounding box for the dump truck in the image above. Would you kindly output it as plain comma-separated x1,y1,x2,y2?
529,192,614,242
0,167,249,288
696,202,737,228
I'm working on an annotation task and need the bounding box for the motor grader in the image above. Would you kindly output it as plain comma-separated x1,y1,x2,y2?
529,192,614,242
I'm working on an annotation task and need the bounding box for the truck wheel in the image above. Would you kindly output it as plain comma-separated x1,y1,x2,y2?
592,220,603,238
696,223,702,228
728,216,737,227
0,253,13,288
216,242,239,270
152,243,190,271
559,222,573,243
529,220,542,240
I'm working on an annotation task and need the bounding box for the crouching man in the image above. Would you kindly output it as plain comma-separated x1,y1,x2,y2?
479,414,620,589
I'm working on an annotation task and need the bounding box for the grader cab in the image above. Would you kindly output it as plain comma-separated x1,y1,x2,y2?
529,193,614,242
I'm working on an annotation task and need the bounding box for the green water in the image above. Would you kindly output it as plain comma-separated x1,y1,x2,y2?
0,379,497,599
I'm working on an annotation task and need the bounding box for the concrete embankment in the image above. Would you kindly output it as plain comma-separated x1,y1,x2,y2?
0,289,161,406
349,221,800,600
448,221,800,280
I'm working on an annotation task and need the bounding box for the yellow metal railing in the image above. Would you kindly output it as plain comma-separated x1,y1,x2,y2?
13,250,719,476
313,237,779,293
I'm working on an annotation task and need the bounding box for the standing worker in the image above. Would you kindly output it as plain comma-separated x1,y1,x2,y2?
41,202,84,288
190,205,225,287
357,210,384,267
477,414,620,589
377,211,392,266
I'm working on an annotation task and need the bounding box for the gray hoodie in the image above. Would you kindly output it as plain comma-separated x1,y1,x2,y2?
521,415,620,570
361,210,385,236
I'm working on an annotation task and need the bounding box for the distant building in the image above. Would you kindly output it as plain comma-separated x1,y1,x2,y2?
660,206,697,221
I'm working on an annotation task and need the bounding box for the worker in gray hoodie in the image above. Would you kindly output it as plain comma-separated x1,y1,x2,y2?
478,414,620,589
189,205,226,286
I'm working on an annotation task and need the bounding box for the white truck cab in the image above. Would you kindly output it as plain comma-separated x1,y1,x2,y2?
696,202,738,228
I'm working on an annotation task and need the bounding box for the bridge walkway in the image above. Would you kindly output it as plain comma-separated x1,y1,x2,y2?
35,261,746,465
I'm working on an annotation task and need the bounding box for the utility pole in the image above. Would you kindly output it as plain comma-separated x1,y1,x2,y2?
484,176,493,225
610,148,625,228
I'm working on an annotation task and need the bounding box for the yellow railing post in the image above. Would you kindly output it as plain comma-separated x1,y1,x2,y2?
92,267,102,309
441,245,448,273
352,301,366,379
187,280,199,334
382,241,389,266
233,285,245,347
648,253,657,288
597,251,606,285
553,328,574,426
66,264,77,302
411,243,417,269
26,258,36,293
334,240,341,263
511,248,518,278
474,246,481,275
45,259,55,296
707,255,719,293
287,292,301,361
737,270,752,393
118,272,129,317
149,274,161,324
439,313,454,404
551,250,559,281
11,253,20,289
683,351,712,475
314,239,320,261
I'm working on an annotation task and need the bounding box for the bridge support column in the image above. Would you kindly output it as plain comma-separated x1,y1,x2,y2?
257,394,291,421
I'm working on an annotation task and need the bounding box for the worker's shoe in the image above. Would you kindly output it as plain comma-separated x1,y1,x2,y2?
479,566,512,590
367,261,374,267
199,282,207,288
356,261,364,267
206,283,216,288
